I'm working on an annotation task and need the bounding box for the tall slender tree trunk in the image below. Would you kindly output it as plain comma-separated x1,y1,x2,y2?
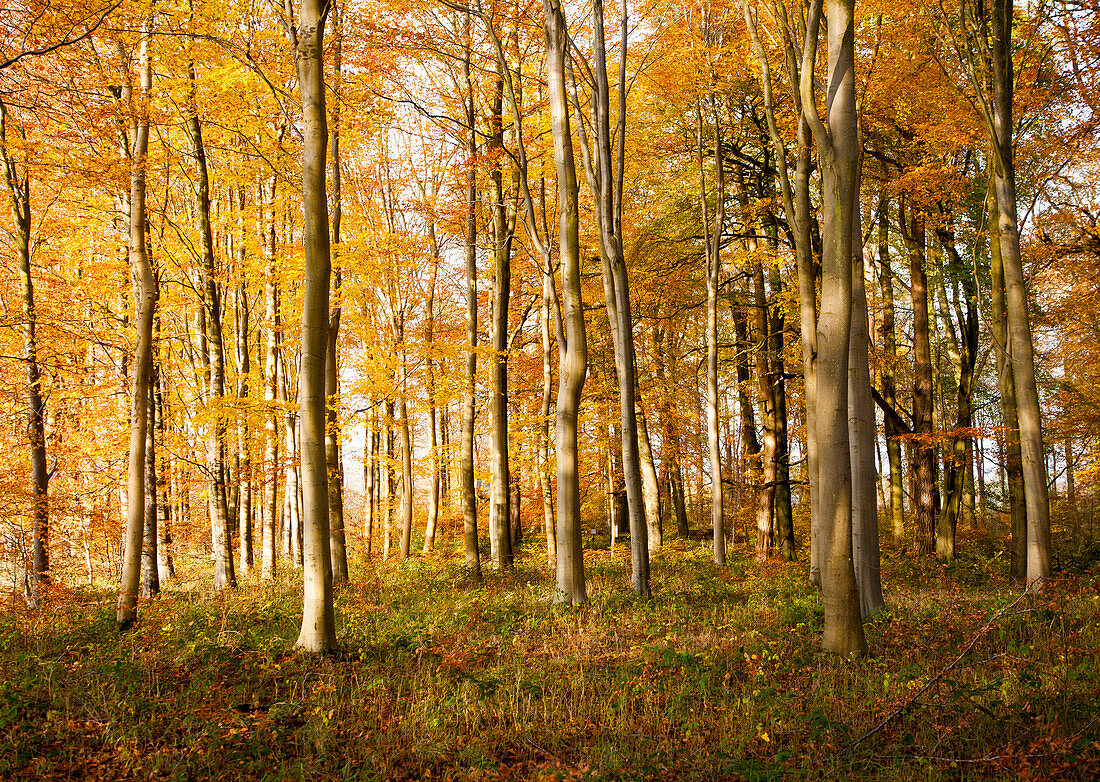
697,98,726,567
155,368,174,583
902,201,936,557
292,0,337,653
461,13,481,580
188,55,235,591
850,202,883,617
546,0,587,604
141,369,160,598
488,74,515,570
876,196,904,540
424,231,441,553
326,3,348,585
117,28,155,629
539,273,557,566
261,179,280,580
753,260,779,561
988,0,1051,586
1,101,49,603
988,185,1028,581
235,276,254,576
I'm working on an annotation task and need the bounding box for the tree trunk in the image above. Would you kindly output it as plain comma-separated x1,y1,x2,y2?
876,196,904,541
539,273,557,566
423,231,440,553
488,74,514,570
188,56,235,592
902,201,936,557
801,0,866,656
141,372,160,599
236,277,254,576
261,179,280,581
850,202,883,617
546,0,587,604
989,0,1051,586
293,0,337,653
988,184,1028,582
326,7,348,585
1,100,49,603
117,29,155,629
460,12,481,580
697,98,726,566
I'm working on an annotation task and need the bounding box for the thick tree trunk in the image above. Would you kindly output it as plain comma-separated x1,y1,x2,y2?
546,0,587,604
989,0,1050,586
293,0,337,654
582,0,649,594
802,0,866,656
989,185,1028,582
850,206,883,617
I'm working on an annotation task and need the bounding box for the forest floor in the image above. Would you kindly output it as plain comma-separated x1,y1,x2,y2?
3,533,1100,781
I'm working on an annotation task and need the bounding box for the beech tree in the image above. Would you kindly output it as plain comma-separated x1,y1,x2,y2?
289,0,337,654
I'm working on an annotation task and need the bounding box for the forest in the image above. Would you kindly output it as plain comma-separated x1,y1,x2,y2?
2,0,1100,778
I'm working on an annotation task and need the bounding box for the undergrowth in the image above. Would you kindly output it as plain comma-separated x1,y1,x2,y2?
2,539,1098,780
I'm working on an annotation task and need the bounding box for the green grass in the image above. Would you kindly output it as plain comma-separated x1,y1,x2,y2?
2,539,1098,780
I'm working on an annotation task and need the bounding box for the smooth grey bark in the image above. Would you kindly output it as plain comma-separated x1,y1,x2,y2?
696,97,726,567
547,0,588,604
989,186,1027,582
460,13,481,580
987,0,1051,586
291,0,337,654
187,56,235,592
801,0,866,656
116,29,155,630
572,0,649,595
326,9,348,584
849,202,883,617
487,74,515,570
